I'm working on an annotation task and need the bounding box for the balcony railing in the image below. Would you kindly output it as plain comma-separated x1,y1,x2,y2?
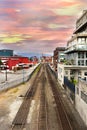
65,44,87,53
64,76,75,93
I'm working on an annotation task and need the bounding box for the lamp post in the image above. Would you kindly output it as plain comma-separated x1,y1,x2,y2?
19,64,25,83
5,65,7,81
3,62,7,81
22,65,24,83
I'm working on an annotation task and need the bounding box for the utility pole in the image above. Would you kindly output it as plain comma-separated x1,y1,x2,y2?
5,65,7,81
22,65,24,83
4,62,7,81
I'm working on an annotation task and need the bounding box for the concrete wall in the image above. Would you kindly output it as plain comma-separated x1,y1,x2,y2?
66,86,75,103
57,63,64,85
75,79,87,125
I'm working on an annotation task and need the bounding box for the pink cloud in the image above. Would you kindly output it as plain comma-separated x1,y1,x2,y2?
0,0,86,54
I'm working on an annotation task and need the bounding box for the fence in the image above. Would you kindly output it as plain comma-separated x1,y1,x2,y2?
64,76,75,93
0,64,40,92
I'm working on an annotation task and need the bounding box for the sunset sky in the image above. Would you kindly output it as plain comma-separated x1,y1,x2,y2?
0,0,87,56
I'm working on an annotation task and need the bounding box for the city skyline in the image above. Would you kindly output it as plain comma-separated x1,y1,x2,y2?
0,0,87,56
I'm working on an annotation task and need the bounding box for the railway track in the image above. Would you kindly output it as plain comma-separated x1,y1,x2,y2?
11,63,73,130
46,64,73,130
38,72,48,130
11,64,41,130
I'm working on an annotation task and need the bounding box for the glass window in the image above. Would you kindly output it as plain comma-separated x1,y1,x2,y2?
86,60,87,66
82,38,85,41
78,60,80,65
84,72,87,76
78,52,84,58
82,60,84,65
78,52,80,58
86,52,87,58
78,38,81,43
78,60,84,66
78,71,81,75
82,53,84,58
81,38,85,43
70,70,75,75
65,70,68,75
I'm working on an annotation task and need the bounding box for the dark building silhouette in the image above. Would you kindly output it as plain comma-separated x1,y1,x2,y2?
53,47,65,71
0,49,13,56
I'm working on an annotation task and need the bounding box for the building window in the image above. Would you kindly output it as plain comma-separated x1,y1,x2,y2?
65,70,68,75
84,72,87,76
81,52,84,58
78,52,80,58
78,60,84,66
86,52,87,58
78,71,81,75
78,38,81,43
70,70,75,75
78,52,84,58
78,61,80,65
81,38,85,43
86,60,87,66
86,38,87,43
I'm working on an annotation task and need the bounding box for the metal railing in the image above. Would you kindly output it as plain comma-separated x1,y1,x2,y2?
64,76,75,93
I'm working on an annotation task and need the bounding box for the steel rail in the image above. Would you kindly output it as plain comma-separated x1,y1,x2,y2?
46,65,73,130
37,73,48,130
11,65,42,130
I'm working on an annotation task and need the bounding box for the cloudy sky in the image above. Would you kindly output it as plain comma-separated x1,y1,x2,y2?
0,0,87,56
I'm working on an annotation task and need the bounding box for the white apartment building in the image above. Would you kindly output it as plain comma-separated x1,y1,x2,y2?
57,10,87,125
65,34,87,66
58,64,87,86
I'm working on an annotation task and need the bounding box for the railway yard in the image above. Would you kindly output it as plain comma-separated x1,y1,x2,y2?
0,63,87,130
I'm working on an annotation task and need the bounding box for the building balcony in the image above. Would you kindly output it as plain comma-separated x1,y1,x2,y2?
74,10,87,33
65,44,87,53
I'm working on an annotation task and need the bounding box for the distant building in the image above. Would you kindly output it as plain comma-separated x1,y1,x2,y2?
41,56,52,64
53,47,65,71
0,49,13,56
0,56,31,70
0,49,38,70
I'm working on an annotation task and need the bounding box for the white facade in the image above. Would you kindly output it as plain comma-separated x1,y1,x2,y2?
63,10,87,126
75,79,87,125
65,34,87,66
58,63,87,86
58,51,65,62
58,64,64,86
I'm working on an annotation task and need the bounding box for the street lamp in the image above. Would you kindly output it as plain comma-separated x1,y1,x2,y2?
22,65,24,83
3,62,7,81
5,65,7,81
19,63,25,83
